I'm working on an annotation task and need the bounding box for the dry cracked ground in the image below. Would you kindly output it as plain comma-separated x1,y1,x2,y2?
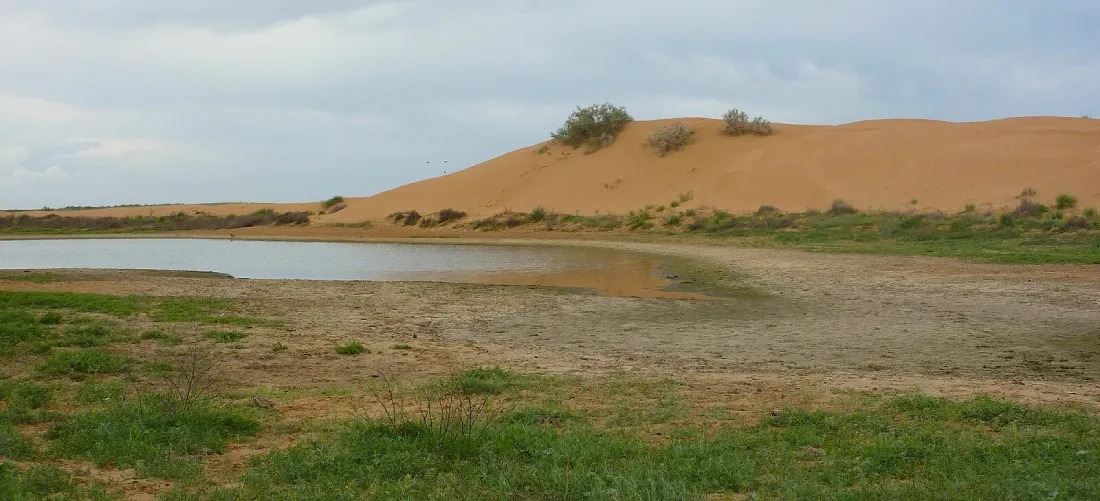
7,239,1099,410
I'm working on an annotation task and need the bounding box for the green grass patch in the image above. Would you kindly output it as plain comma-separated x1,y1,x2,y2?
0,290,147,316
40,349,132,378
46,395,260,480
334,342,366,356
203,330,246,343
141,330,182,345
0,462,118,500
0,424,36,460
75,381,128,405
172,394,1100,500
0,380,53,409
446,367,526,396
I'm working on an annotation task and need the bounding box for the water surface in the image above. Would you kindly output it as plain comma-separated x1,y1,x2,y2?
0,238,690,298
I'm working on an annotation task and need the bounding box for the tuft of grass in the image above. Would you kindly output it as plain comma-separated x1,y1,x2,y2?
551,103,633,154
1085,207,1097,217
76,381,127,405
1056,193,1078,210
646,121,695,156
963,203,977,213
271,342,288,353
0,424,37,460
684,209,697,217
670,200,680,208
40,349,132,378
335,342,367,356
203,330,246,343
37,311,64,325
141,330,182,345
0,380,53,410
663,214,682,227
46,395,260,480
391,344,412,351
447,367,523,396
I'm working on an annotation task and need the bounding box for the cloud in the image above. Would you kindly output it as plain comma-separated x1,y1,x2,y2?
0,0,1097,208
0,165,69,188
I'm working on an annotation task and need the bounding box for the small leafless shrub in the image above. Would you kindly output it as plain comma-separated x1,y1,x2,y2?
156,344,221,411
830,199,858,215
646,121,695,156
722,108,774,136
437,208,466,224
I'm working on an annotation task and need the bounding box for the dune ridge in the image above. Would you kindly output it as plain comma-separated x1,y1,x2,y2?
322,116,1100,223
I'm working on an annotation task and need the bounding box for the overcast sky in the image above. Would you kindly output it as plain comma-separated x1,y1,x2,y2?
1,1,1097,209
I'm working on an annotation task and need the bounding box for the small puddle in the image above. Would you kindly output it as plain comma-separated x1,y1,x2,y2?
0,238,712,299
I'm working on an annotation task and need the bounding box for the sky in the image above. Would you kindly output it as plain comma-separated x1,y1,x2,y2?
1,0,1097,209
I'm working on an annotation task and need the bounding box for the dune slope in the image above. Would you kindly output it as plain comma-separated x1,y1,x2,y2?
326,116,1100,222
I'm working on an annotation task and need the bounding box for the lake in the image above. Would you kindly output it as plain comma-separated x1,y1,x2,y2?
0,238,691,298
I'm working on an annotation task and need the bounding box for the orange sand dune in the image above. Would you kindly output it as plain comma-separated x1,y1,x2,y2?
3,202,321,219
323,116,1100,222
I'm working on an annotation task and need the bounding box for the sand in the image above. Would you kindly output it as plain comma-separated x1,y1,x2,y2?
5,116,1099,222
323,116,1100,222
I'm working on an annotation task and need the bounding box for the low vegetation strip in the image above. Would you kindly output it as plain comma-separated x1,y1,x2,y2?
462,197,1100,264
0,209,310,233
170,393,1099,500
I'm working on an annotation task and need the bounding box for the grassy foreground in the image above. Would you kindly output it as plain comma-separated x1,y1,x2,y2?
1,287,1098,499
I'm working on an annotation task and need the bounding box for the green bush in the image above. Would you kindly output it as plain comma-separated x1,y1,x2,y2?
527,206,547,223
1056,194,1078,210
721,108,774,136
1085,207,1097,217
551,103,633,154
322,196,345,209
646,121,695,156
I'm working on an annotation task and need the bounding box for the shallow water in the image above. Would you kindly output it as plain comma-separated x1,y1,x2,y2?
0,238,692,298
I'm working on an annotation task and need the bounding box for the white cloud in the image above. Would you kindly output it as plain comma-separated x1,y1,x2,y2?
0,165,69,188
0,0,1097,208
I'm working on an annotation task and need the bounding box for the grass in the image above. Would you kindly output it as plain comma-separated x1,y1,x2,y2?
174,393,1100,500
204,330,246,343
0,424,36,460
46,395,260,480
41,349,132,378
0,462,117,500
335,342,367,355
391,344,412,351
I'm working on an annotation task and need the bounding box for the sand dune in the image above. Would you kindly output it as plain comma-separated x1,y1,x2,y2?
322,116,1100,222
8,116,1099,222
